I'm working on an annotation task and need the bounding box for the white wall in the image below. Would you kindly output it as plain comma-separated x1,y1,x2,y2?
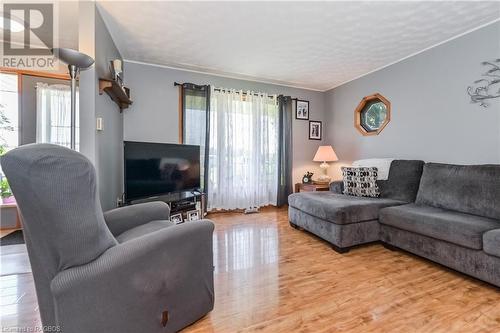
325,21,500,180
123,62,328,184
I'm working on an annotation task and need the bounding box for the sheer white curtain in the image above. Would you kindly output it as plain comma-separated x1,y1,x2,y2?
208,87,279,210
36,83,79,150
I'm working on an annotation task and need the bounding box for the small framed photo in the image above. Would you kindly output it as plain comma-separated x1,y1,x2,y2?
296,100,309,120
187,210,200,221
170,213,184,224
309,121,322,140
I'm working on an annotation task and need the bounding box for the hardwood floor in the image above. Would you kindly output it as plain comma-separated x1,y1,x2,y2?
0,229,19,238
1,207,499,332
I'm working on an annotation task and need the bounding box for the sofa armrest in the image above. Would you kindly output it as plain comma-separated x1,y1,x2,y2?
51,220,214,332
329,180,344,194
483,229,500,258
103,201,170,236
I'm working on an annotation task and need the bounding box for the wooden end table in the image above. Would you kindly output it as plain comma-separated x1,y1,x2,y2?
295,183,330,193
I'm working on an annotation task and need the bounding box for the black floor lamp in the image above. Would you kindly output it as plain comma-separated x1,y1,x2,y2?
51,48,94,150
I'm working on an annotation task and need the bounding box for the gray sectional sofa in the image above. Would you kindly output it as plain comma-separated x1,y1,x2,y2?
288,160,500,287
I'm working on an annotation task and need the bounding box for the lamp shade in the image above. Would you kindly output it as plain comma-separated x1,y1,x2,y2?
313,145,338,162
52,48,94,69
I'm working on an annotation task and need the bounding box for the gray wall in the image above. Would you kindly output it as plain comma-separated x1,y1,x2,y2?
95,8,124,210
78,3,124,210
325,21,500,180
78,1,97,166
123,62,327,184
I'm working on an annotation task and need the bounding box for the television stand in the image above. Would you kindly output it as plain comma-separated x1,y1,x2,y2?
127,190,206,220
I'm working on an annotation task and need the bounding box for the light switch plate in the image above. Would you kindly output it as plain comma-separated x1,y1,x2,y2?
96,117,103,131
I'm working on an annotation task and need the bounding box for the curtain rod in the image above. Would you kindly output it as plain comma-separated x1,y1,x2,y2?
174,82,299,100
174,82,208,89
213,87,277,99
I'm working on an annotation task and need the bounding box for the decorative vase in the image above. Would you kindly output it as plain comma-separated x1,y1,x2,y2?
2,196,15,204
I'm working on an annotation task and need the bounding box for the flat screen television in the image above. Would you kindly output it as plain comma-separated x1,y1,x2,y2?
124,141,201,202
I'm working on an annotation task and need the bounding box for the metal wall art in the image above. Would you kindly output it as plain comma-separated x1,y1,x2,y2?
467,59,500,107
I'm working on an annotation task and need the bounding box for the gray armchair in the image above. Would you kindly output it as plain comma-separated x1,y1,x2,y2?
1,144,214,333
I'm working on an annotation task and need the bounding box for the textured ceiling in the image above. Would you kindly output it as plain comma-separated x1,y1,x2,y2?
97,1,500,91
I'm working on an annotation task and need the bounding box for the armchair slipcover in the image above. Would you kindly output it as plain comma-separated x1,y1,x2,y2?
1,144,214,333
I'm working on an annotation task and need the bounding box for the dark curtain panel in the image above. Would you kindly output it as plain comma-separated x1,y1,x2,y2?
277,95,293,206
179,83,210,195
203,87,211,200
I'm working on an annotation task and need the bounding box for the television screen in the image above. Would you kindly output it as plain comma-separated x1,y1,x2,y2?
124,141,200,201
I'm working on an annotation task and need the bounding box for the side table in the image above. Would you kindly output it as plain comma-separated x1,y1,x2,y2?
295,183,330,193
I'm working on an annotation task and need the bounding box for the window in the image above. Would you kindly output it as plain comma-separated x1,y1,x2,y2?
0,73,19,180
36,83,79,150
0,72,75,200
354,93,391,136
208,89,279,210
181,84,209,190
0,73,19,154
182,85,281,211
183,89,207,145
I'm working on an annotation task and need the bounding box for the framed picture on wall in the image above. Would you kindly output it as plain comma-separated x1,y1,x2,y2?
296,100,309,120
309,121,322,140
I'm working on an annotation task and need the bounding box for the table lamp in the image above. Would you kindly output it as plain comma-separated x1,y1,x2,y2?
313,145,338,183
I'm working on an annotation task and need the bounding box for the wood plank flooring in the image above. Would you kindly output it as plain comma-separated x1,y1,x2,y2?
0,229,19,238
1,206,499,332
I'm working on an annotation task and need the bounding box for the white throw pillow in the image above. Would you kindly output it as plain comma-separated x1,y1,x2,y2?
352,158,395,180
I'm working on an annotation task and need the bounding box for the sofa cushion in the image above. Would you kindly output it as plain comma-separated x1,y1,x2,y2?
416,163,500,220
377,160,425,202
483,229,500,258
380,204,500,250
288,192,404,225
352,158,394,180
116,220,174,243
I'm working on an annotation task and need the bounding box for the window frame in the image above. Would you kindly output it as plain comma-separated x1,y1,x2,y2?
0,67,71,149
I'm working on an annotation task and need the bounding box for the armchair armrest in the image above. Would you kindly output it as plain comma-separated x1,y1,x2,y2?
329,180,344,194
103,201,170,236
51,220,214,333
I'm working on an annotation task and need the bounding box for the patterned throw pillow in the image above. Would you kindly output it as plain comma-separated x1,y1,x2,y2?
341,167,380,198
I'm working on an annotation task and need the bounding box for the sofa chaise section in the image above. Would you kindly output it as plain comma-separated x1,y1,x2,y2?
288,192,405,225
288,193,404,251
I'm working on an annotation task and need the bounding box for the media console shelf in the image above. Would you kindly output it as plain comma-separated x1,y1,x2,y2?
126,191,206,221
98,78,133,111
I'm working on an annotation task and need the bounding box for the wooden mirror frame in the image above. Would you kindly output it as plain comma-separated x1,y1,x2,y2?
354,93,391,136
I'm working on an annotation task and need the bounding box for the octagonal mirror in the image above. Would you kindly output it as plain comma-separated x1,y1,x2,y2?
354,93,391,136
